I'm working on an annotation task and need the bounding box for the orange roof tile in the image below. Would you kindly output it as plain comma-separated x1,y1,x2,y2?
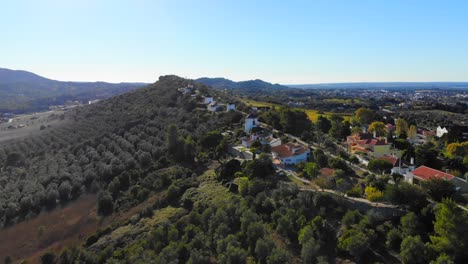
412,166,455,181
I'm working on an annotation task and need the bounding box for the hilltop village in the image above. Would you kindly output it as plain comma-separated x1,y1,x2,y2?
0,77,466,263
177,82,468,203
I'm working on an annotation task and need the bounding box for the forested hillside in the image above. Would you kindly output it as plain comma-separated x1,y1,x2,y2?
0,76,466,264
0,75,220,227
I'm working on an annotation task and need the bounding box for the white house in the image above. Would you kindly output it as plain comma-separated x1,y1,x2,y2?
207,102,221,112
245,113,258,132
436,126,448,137
271,142,310,165
183,85,194,94
226,103,236,111
241,134,281,148
261,136,281,147
204,97,214,104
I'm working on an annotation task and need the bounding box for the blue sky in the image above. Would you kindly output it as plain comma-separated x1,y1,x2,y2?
1,0,467,83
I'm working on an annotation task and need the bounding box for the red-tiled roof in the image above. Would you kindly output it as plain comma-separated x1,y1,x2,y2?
411,166,455,181
271,143,308,158
369,139,387,146
378,155,399,167
320,168,335,177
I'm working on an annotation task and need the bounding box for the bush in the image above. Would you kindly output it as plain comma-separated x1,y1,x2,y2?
385,228,402,250
365,186,384,202
346,186,362,198
97,191,113,216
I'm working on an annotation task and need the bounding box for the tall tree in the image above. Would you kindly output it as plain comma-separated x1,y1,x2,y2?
167,124,179,155
368,121,386,137
408,125,417,140
396,118,409,137
400,236,427,264
316,115,332,134
429,199,468,261
355,108,374,125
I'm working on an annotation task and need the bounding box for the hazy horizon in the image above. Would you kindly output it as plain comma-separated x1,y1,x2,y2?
2,1,468,84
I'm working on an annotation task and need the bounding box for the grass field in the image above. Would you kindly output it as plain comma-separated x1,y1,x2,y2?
0,109,67,143
0,193,163,263
241,99,277,108
323,98,362,104
241,98,353,123
303,109,353,122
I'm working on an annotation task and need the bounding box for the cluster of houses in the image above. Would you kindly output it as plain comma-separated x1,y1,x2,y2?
204,95,236,112
178,84,237,112
233,113,310,167
0,113,14,125
177,85,467,196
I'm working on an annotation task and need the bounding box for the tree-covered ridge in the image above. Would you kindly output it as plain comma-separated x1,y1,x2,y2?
0,75,224,227
1,75,467,263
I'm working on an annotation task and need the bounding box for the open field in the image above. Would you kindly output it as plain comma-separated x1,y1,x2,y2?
241,99,278,108
0,193,162,263
241,98,353,122
323,98,362,104
303,109,353,122
0,109,67,143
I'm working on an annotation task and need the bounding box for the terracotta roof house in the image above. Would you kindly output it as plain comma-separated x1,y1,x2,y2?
271,142,310,165
345,133,393,158
405,166,468,193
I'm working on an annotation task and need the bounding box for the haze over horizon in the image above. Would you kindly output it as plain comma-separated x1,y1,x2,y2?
2,0,468,84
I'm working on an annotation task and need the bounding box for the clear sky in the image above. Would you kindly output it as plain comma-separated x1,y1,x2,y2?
2,0,468,84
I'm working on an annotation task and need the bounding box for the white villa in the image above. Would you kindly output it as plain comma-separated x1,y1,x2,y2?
271,142,310,165
241,133,281,148
226,103,236,111
204,97,214,104
207,102,221,112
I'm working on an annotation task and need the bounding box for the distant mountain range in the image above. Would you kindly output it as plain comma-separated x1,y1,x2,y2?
0,68,146,113
195,77,290,91
196,77,468,92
